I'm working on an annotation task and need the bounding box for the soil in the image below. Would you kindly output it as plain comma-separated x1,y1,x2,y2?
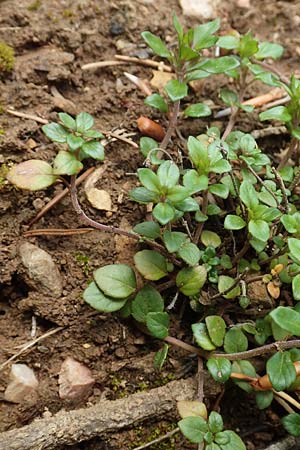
0,0,300,449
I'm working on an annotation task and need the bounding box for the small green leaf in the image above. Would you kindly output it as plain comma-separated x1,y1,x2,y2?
192,323,216,351
193,18,220,50
157,161,180,188
177,401,207,420
141,31,171,58
53,151,83,175
292,274,300,301
163,231,188,252
178,417,208,444
220,88,239,106
129,187,159,203
146,311,169,339
184,103,211,117
201,230,221,248
255,391,273,410
7,160,57,191
208,411,223,433
239,32,258,57
217,35,239,50
231,360,256,393
183,170,208,193
138,168,161,193
66,134,84,151
132,284,164,322
282,413,300,437
205,316,226,347
266,351,296,391
249,219,269,242
218,275,241,299
259,106,292,123
288,238,300,264
224,328,248,353
84,129,104,139
200,56,240,74
145,93,168,112
134,250,168,280
176,266,207,296
215,430,246,450
83,281,126,312
153,202,175,225
42,122,68,143
207,357,231,382
239,180,258,209
178,242,201,266
224,215,246,230
255,42,284,60
81,141,105,160
76,112,94,132
153,343,169,370
208,183,229,199
165,79,188,101
94,264,136,299
58,112,76,129
139,136,158,159
133,221,161,239
270,306,300,335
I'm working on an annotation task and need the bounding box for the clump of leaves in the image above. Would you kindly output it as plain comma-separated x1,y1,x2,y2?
0,41,15,72
6,14,300,448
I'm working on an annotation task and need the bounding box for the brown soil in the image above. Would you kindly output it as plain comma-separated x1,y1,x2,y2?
0,0,299,449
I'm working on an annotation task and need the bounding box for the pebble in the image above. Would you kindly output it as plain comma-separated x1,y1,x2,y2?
179,0,220,18
85,188,112,211
19,242,63,297
58,357,95,400
4,364,39,404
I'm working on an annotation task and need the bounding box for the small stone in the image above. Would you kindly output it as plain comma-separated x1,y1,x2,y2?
58,357,95,400
4,364,39,404
19,242,63,297
150,70,174,91
115,347,126,358
236,0,250,7
179,0,220,18
86,188,112,211
32,198,45,210
82,343,91,349
27,138,38,149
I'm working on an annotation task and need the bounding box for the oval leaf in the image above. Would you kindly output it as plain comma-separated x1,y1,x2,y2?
7,160,57,191
83,281,126,312
205,315,226,347
134,250,168,280
176,266,207,296
53,151,83,175
131,284,164,322
192,323,216,351
266,351,296,391
270,306,300,336
178,417,208,444
94,264,136,299
207,357,231,382
200,230,221,248
146,311,169,339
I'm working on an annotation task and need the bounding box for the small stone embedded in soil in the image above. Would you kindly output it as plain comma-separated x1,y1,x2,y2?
86,188,112,211
4,364,39,404
179,0,220,18
19,242,63,297
58,357,95,400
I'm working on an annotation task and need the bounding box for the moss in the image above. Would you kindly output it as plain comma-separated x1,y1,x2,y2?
0,41,15,72
62,9,74,18
27,0,41,11
75,253,90,275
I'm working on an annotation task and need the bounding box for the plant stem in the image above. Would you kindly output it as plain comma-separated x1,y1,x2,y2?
252,60,290,85
278,137,299,170
193,189,208,244
69,175,169,256
164,335,300,361
245,162,279,207
275,390,300,411
231,241,250,266
160,100,181,150
272,166,289,213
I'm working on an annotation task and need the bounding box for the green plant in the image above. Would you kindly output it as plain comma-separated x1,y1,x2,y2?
7,15,300,448
0,41,15,72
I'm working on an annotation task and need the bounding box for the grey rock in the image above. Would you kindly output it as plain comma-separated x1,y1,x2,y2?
59,357,95,400
19,242,62,297
4,364,39,404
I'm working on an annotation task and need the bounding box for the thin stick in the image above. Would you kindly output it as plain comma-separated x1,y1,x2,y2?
160,100,180,150
28,167,95,227
275,391,300,411
193,189,208,244
23,228,94,237
132,428,179,450
123,72,152,96
278,138,299,170
274,395,295,414
81,60,127,70
245,162,279,207
271,166,289,213
6,108,48,124
103,130,138,148
0,327,63,371
114,54,172,72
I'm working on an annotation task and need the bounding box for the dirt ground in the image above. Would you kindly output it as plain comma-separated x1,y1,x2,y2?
0,0,300,449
